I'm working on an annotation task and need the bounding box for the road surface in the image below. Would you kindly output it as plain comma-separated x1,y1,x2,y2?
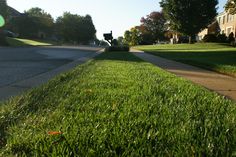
0,46,102,100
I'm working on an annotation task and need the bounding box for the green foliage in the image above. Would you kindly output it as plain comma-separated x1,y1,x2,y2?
7,7,54,39
203,34,228,43
55,13,96,44
203,34,218,43
124,11,167,46
160,0,218,43
217,34,228,43
136,43,236,76
124,27,141,46
117,36,124,45
228,32,235,44
140,11,166,44
0,51,236,156
225,0,236,14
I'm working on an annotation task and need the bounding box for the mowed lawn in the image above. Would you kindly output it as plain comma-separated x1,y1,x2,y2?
135,43,236,76
0,51,236,156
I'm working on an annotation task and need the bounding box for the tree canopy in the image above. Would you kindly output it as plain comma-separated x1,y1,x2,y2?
140,11,166,44
7,7,54,38
124,11,166,46
160,0,218,43
55,12,96,44
225,0,236,14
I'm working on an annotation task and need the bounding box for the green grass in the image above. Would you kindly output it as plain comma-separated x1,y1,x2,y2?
6,37,54,46
0,51,236,156
135,43,236,76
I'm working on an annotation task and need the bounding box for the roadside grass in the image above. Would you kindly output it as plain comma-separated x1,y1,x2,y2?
0,51,236,156
135,43,236,76
6,37,54,46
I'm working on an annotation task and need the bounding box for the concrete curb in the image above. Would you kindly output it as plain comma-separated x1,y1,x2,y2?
131,48,236,102
0,49,104,101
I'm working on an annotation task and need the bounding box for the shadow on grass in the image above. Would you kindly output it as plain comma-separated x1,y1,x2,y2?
95,51,144,63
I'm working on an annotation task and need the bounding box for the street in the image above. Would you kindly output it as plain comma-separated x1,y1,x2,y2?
0,46,102,100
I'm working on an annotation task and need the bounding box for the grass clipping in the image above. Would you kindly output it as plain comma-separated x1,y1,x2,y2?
0,51,236,156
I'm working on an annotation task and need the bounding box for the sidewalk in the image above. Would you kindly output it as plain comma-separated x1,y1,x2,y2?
131,49,236,102
0,49,104,101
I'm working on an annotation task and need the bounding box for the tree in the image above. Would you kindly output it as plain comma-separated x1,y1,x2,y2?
160,0,218,43
55,12,96,44
8,7,54,39
226,0,236,14
0,0,8,45
140,11,166,44
26,8,54,38
117,36,124,45
124,27,141,46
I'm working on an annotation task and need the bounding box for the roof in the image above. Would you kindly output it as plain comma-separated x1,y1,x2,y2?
8,6,22,17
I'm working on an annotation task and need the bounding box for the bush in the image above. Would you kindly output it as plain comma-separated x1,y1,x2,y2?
203,34,217,42
228,32,235,44
217,33,227,43
105,46,130,52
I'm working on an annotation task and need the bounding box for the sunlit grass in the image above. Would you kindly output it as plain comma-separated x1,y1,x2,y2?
6,37,53,46
0,51,235,156
135,43,236,76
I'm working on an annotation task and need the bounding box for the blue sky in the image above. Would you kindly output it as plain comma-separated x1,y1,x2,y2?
8,0,227,39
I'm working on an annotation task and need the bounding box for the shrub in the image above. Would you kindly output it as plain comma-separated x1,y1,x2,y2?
228,32,235,44
217,33,227,43
105,46,130,52
203,34,217,42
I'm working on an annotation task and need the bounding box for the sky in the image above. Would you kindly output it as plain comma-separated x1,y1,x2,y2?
8,0,227,40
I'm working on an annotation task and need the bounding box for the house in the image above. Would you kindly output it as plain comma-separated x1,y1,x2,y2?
8,6,22,18
198,11,236,40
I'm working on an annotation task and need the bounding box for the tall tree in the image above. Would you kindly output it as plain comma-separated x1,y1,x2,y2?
124,27,141,46
160,0,218,43
140,11,166,44
55,12,96,44
0,0,8,45
8,7,54,38
225,0,236,14
26,7,54,37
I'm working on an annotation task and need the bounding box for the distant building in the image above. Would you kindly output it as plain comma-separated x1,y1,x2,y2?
198,11,236,40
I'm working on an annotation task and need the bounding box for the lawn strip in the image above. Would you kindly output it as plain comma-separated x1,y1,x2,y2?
135,43,236,76
0,51,236,156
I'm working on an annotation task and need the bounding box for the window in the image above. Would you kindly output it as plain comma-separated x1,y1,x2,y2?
223,16,225,24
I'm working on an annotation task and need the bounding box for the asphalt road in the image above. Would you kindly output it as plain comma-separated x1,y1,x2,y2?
0,46,102,88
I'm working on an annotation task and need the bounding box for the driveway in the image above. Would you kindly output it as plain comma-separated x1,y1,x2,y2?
0,46,102,100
